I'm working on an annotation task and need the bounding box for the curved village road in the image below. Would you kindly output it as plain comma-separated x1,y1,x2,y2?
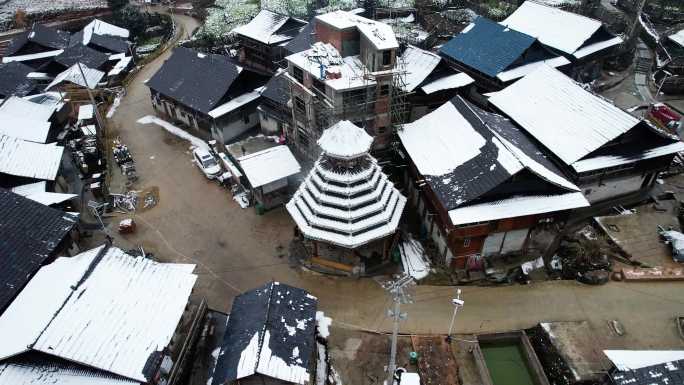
104,11,684,348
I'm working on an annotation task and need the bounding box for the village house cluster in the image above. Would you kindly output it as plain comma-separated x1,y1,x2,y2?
1,0,684,384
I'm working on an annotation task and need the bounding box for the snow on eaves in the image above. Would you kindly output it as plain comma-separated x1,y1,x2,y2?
0,362,140,385
420,72,474,94
82,19,130,46
489,65,639,166
400,45,441,92
0,245,197,382
232,9,294,45
238,145,301,188
46,63,104,90
604,350,684,371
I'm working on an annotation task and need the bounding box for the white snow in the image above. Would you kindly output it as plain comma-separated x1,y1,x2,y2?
236,332,260,379
420,72,474,94
400,45,442,92
287,44,376,91
496,55,570,82
46,63,104,90
571,141,684,173
317,120,373,159
137,115,208,150
316,342,328,385
573,36,623,59
461,22,475,33
78,104,94,121
238,145,301,188
208,90,261,118
232,9,294,45
315,311,332,339
501,1,604,55
448,192,590,226
316,11,398,50
1,49,64,63
489,65,639,166
0,134,64,180
256,331,310,384
0,246,196,382
398,102,486,176
108,56,133,77
669,29,684,48
399,235,430,280
604,350,684,371
285,324,297,336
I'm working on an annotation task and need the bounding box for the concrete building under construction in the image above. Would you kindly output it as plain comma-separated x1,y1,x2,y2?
282,10,406,161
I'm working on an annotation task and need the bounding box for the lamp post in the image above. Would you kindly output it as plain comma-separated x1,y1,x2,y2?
446,288,464,343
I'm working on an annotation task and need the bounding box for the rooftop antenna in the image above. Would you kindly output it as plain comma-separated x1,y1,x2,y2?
381,273,414,385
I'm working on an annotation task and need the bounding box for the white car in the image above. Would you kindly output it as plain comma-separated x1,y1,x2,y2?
192,147,222,179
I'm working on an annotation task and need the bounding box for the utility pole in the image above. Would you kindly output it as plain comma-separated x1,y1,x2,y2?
446,288,465,342
627,0,648,48
381,273,414,385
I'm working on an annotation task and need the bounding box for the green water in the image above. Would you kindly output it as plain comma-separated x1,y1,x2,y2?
481,342,536,385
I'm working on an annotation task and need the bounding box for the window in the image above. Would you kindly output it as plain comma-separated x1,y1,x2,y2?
376,126,387,135
243,113,250,124
463,238,471,247
382,50,392,66
293,66,304,84
312,77,325,94
294,97,306,115
379,84,390,97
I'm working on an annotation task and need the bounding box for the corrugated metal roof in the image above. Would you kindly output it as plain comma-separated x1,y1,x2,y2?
0,360,140,385
46,64,104,90
212,282,318,385
501,1,604,56
147,48,242,114
439,16,536,77
448,191,589,225
572,141,684,173
0,245,197,382
0,189,76,314
238,145,300,188
0,96,56,123
489,65,640,165
0,134,64,180
400,45,442,92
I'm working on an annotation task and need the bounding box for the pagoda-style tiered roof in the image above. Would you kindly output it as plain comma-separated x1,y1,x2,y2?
286,121,406,249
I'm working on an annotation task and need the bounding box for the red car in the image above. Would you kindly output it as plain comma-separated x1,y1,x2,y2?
649,103,682,133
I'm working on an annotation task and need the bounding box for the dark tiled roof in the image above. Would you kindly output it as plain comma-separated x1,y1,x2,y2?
212,282,318,384
284,20,315,55
88,34,130,54
0,189,76,313
439,16,535,77
147,48,242,114
28,24,71,50
261,70,290,105
0,62,37,98
4,32,29,56
54,44,110,70
611,359,684,385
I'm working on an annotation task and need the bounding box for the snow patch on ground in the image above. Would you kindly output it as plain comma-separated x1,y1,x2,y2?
316,311,332,339
137,115,208,150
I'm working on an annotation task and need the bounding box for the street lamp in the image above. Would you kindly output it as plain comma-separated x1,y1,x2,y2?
446,288,464,343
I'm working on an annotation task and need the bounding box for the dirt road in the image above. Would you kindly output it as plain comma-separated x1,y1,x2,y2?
104,11,684,349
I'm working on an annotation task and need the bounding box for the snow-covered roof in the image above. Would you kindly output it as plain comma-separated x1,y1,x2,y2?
232,9,302,45
495,55,569,82
208,90,261,118
46,63,104,90
0,95,56,122
0,134,64,180
82,19,130,46
573,35,623,59
287,43,376,91
400,45,442,92
316,10,398,50
12,181,76,206
287,154,406,249
604,350,684,371
238,145,301,188
421,72,474,94
212,282,318,385
108,55,132,76
572,141,684,173
448,191,589,225
399,236,430,280
78,103,94,120
398,102,486,176
0,245,197,382
1,49,64,63
668,29,684,48
317,120,373,159
0,114,51,142
489,65,640,166
501,1,605,55
0,362,140,385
